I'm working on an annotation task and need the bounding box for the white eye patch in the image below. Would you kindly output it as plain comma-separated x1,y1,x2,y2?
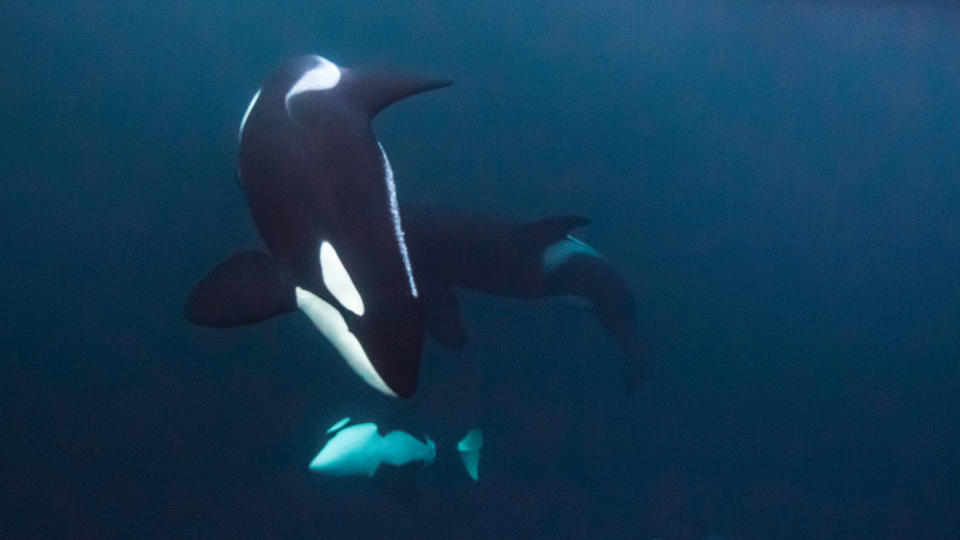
320,241,365,316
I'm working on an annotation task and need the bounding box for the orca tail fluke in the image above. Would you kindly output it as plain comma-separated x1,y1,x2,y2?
456,428,483,482
541,247,652,391
184,251,296,327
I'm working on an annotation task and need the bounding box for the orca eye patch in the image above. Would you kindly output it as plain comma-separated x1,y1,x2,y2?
320,241,365,316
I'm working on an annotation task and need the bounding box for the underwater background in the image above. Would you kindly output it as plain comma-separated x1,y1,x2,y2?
3,1,959,538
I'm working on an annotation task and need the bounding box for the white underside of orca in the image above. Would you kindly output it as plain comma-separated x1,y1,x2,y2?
295,286,396,397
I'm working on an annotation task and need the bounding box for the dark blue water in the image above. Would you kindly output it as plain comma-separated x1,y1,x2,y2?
3,1,959,538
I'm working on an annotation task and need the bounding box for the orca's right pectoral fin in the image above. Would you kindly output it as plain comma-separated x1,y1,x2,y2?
184,251,296,327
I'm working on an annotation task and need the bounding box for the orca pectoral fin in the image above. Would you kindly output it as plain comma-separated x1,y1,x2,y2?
184,251,295,327
423,286,466,350
519,215,591,252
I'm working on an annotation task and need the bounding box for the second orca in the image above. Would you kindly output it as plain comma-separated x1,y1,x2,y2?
402,204,652,391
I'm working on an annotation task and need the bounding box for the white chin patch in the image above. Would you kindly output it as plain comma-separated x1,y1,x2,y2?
295,287,396,397
284,56,342,111
239,88,261,140
320,241,365,316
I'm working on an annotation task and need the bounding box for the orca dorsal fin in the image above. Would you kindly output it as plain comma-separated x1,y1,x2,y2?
518,215,591,251
350,67,451,118
184,251,296,327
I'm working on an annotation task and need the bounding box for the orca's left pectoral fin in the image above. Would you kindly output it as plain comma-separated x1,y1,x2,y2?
184,250,296,327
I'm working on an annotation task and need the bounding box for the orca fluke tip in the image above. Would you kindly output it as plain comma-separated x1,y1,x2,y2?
456,428,483,482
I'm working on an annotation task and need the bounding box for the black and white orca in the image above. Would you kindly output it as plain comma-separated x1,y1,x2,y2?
185,56,450,398
402,205,652,391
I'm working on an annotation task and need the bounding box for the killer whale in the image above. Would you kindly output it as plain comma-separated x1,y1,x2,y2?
185,56,450,398
401,204,652,391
